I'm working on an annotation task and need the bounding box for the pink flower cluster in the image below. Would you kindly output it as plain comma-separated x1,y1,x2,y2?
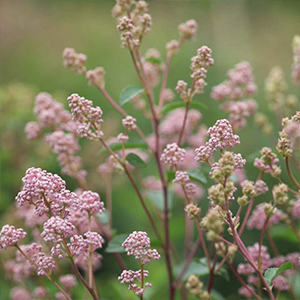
247,203,283,230
78,191,105,215
254,147,280,175
16,167,78,217
211,62,257,130
161,143,186,165
122,231,160,264
178,19,198,41
118,269,152,296
67,93,104,139
122,115,137,131
63,48,87,74
195,119,240,162
211,62,257,102
0,225,27,249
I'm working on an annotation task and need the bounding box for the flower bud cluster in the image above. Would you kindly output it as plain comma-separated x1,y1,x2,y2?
186,275,210,299
195,119,240,162
122,231,160,264
122,115,137,131
272,183,289,206
86,67,106,88
118,270,152,296
254,112,272,135
254,147,281,176
114,1,151,49
185,203,201,220
161,143,186,165
201,207,224,241
63,48,87,74
178,19,198,41
0,225,27,249
67,93,104,139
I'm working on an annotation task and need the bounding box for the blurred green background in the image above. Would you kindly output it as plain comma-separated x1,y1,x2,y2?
1,0,300,299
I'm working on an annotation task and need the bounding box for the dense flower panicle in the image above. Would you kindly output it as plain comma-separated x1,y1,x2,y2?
195,144,214,162
166,40,179,56
59,274,77,289
178,19,198,40
211,62,257,102
175,80,188,100
122,231,160,264
247,203,283,230
118,270,152,296
207,119,240,149
254,180,269,195
233,153,246,169
173,183,204,201
63,48,87,74
122,115,137,131
25,121,41,140
36,253,55,276
273,275,290,290
84,231,105,251
17,205,47,228
161,143,186,165
173,171,190,184
41,217,75,243
0,225,27,249
34,93,71,129
67,93,104,139
78,191,105,215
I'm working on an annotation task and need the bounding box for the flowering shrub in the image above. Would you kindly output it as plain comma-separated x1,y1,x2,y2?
1,1,299,300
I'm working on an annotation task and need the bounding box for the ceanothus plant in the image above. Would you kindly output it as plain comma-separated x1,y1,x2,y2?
1,1,299,299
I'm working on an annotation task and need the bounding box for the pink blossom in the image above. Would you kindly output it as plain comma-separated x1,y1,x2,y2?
0,225,27,249
25,121,41,140
293,198,300,219
273,275,290,290
59,274,77,289
78,191,105,215
161,143,186,165
10,287,31,300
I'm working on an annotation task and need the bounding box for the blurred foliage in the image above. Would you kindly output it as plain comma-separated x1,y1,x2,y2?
0,0,300,299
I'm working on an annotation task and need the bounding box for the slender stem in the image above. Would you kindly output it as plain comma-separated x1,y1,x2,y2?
135,48,174,299
257,217,269,271
207,254,218,293
15,244,72,300
88,213,94,288
285,157,300,189
158,55,173,110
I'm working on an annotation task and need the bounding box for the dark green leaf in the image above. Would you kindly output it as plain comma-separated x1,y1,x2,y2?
210,290,226,300
106,234,127,253
99,141,148,154
146,190,173,211
270,224,299,244
161,101,207,115
187,169,207,184
120,85,144,106
126,152,147,169
264,262,293,286
145,56,162,65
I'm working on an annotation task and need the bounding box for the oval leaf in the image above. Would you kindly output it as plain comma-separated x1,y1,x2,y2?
145,56,162,65
264,262,293,286
120,85,144,106
126,152,147,169
161,101,207,115
106,234,128,253
187,169,207,184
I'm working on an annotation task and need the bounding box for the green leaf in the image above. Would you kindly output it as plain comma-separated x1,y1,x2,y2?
264,262,293,286
106,234,127,253
146,190,173,211
145,56,162,65
119,85,144,106
187,169,207,184
161,101,207,115
210,290,226,300
126,152,147,169
270,224,299,244
99,140,148,154
166,171,176,182
96,211,109,225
